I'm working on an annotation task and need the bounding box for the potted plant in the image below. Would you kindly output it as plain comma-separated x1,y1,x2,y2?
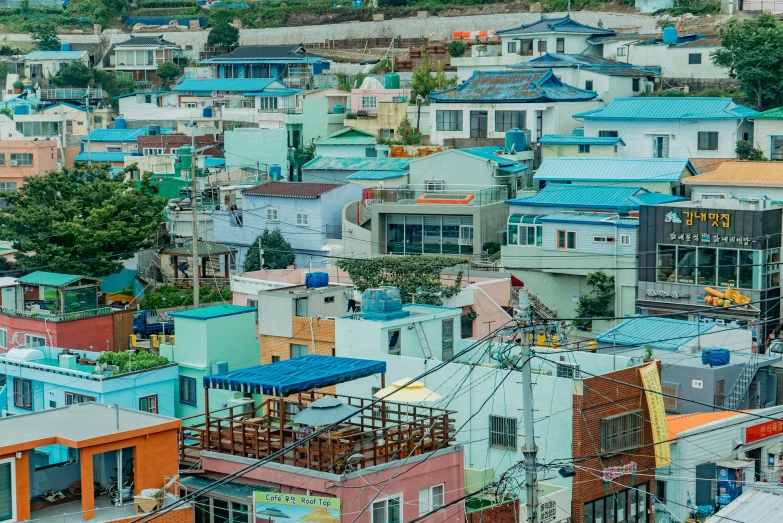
12,80,23,94
643,345,654,362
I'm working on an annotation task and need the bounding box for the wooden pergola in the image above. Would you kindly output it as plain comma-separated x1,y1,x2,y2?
162,240,237,284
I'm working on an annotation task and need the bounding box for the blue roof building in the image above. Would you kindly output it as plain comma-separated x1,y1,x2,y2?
79,125,172,156
497,16,616,37
302,156,410,183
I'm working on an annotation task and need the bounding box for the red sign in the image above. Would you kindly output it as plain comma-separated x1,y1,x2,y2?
744,419,783,444
211,90,229,98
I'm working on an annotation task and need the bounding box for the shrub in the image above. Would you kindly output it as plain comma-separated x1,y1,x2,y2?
447,40,466,58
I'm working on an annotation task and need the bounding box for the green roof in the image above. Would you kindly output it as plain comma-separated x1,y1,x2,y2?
752,106,783,120
169,304,256,320
315,127,377,146
16,271,98,288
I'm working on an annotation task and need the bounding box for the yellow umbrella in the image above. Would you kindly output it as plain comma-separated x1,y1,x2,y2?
373,378,442,403
299,507,338,523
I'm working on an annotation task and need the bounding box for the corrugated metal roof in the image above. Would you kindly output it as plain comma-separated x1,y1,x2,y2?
507,185,647,210
430,70,596,103
537,134,625,145
707,488,783,522
666,411,746,436
74,151,138,162
84,128,150,142
683,162,783,187
24,50,87,61
574,97,757,120
316,127,377,146
173,78,279,93
538,212,639,228
510,53,661,77
752,105,783,120
632,192,686,205
533,157,694,182
242,181,343,198
460,146,526,167
115,35,177,48
204,157,225,168
303,156,411,171
497,15,615,36
17,271,92,287
347,170,408,180
596,317,718,350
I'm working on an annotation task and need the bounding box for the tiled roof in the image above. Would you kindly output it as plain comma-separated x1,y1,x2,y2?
84,128,149,142
537,134,625,146
74,151,138,162
538,212,639,228
752,105,783,120
200,44,323,63
586,32,721,48
683,162,783,187
24,50,86,61
115,35,177,48
497,15,615,36
316,127,377,146
347,170,408,180
302,156,411,172
242,181,344,198
510,53,660,77
173,78,279,93
430,70,596,103
574,97,758,121
596,317,718,350
533,157,695,182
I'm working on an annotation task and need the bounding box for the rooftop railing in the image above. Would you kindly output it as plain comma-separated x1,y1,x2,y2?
370,185,508,207
0,306,114,322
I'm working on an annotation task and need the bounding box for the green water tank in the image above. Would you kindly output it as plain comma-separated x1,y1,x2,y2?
385,72,400,89
332,104,345,114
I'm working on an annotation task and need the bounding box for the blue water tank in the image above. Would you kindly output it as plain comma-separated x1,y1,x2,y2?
269,164,282,180
663,25,678,44
505,127,528,153
702,348,730,367
305,272,329,289
147,125,160,136
114,117,126,129
13,105,28,115
202,107,213,118
362,287,403,315
60,42,71,51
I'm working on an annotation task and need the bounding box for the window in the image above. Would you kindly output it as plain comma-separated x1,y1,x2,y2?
388,329,401,355
0,329,6,350
656,480,667,504
442,319,454,360
361,96,378,109
661,383,678,411
507,41,517,54
584,484,648,523
290,344,308,359
324,296,335,304
578,144,591,154
494,110,526,132
600,410,643,452
94,116,103,125
0,183,13,193
418,485,444,517
0,458,16,523
65,392,95,405
715,379,725,407
380,129,395,139
371,496,401,523
557,230,577,250
24,335,45,348
509,224,542,247
689,53,702,64
366,147,378,158
266,207,279,221
425,180,445,192
13,379,32,410
617,46,627,57
259,97,278,111
632,78,640,92
585,80,593,91
593,236,615,244
556,37,565,53
538,40,547,53
247,299,259,323
143,148,165,156
271,355,281,363
0,154,5,166
296,213,310,227
470,111,487,138
241,99,255,109
489,415,517,449
139,395,158,414
435,110,463,132
106,145,122,152
179,376,197,406
698,131,719,151
620,235,631,246
9,153,33,166
599,130,619,137
556,363,579,378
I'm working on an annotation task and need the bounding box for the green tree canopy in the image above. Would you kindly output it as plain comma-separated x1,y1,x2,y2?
574,271,615,327
0,167,167,276
410,55,456,101
156,62,181,86
207,22,240,47
52,61,91,88
712,13,783,110
30,21,61,51
447,40,466,58
736,140,766,161
243,229,296,271
335,255,467,306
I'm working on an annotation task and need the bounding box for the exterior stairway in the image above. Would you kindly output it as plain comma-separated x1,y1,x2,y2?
724,352,760,410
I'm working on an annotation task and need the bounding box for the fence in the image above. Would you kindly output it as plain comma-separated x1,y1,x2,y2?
124,16,207,26
740,0,783,11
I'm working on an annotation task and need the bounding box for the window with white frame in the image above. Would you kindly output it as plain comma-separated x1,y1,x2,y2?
489,415,517,449
266,207,279,221
0,183,16,193
593,236,616,244
617,47,626,56
241,99,255,109
10,153,33,166
0,329,6,350
371,496,401,523
507,41,517,54
143,148,165,156
388,329,401,355
418,485,444,516
105,145,122,152
296,213,310,227
425,180,445,192
556,363,579,378
139,395,158,414
600,410,643,452
0,458,16,523
361,96,378,109
620,234,631,245
260,97,278,111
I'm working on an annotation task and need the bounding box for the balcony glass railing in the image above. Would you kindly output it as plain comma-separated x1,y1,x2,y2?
370,185,508,206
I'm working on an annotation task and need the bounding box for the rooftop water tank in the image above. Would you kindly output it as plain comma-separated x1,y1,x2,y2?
202,107,213,118
663,25,678,44
114,117,126,129
385,72,400,90
505,127,528,153
305,272,329,289
702,348,730,367
60,42,71,51
332,104,345,114
13,105,28,115
6,347,45,362
362,287,403,315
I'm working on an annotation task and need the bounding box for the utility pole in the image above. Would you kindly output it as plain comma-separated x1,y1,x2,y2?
85,89,92,167
258,247,264,270
517,286,538,523
190,122,199,308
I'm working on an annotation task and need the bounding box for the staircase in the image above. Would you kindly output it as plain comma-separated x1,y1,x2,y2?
413,322,434,359
724,352,760,410
511,285,557,319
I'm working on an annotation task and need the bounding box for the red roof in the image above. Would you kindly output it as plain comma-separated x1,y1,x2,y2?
242,181,343,199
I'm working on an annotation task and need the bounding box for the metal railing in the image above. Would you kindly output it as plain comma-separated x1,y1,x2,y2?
741,0,783,11
0,306,114,322
324,224,342,240
39,88,106,100
369,185,508,207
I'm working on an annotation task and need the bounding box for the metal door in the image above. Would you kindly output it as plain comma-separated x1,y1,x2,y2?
695,463,717,506
470,111,488,138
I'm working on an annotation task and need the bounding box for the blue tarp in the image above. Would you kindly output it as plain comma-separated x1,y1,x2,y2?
203,354,386,396
125,16,207,27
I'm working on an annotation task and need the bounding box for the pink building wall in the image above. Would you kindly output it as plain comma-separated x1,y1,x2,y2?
0,140,58,187
201,448,465,523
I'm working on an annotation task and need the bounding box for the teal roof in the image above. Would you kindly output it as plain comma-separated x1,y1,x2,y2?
316,127,377,146
204,157,225,168
633,192,686,205
537,134,626,146
74,152,139,162
497,15,615,36
24,50,86,61
507,185,684,210
173,78,279,93
752,106,783,120
596,317,718,350
169,304,256,320
84,128,149,142
574,97,758,121
533,157,695,182
538,212,639,228
303,156,411,172
347,170,408,180
113,91,167,100
460,146,529,170
17,271,96,287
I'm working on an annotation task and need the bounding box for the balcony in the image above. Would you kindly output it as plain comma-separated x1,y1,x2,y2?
369,185,508,207
39,88,106,101
0,305,114,322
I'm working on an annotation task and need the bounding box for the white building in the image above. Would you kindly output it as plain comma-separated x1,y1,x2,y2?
683,161,783,201
751,105,783,159
23,50,89,80
575,97,757,159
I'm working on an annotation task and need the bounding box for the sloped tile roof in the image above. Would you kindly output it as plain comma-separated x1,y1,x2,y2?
574,97,758,120
242,181,343,198
116,35,177,47
510,53,661,77
201,44,323,63
497,15,615,36
430,70,597,103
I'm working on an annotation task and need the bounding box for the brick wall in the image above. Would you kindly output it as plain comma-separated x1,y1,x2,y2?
571,363,660,523
466,499,519,523
260,317,335,364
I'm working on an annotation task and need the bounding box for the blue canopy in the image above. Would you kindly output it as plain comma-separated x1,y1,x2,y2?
202,355,386,396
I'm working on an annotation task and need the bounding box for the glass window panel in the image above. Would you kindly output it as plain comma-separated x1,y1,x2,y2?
372,502,385,523
405,216,423,254
738,250,759,289
617,490,627,523
697,247,716,286
628,489,637,520
718,249,738,287
595,498,604,523
213,499,230,523
676,246,696,284
387,215,404,254
606,495,616,523
193,496,209,523
584,502,595,523
388,497,401,523
424,216,441,245
639,484,648,521
766,249,780,288
508,223,519,245
230,503,248,523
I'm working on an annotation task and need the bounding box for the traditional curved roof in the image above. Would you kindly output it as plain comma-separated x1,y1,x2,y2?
430,70,596,103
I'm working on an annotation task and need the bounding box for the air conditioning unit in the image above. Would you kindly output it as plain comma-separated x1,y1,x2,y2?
9,160,18,166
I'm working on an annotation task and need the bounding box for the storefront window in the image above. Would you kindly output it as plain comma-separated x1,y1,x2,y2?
387,215,404,254
676,246,696,284
657,245,676,282
404,216,423,254
595,498,604,523
738,250,759,289
718,249,738,287
697,247,716,285
584,484,648,523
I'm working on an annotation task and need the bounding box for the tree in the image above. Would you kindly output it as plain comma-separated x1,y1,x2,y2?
447,40,466,58
736,139,766,161
207,22,239,47
574,271,615,328
0,167,167,277
30,21,61,51
712,14,783,110
243,229,295,271
335,255,467,306
156,62,181,87
52,61,91,87
411,55,456,131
